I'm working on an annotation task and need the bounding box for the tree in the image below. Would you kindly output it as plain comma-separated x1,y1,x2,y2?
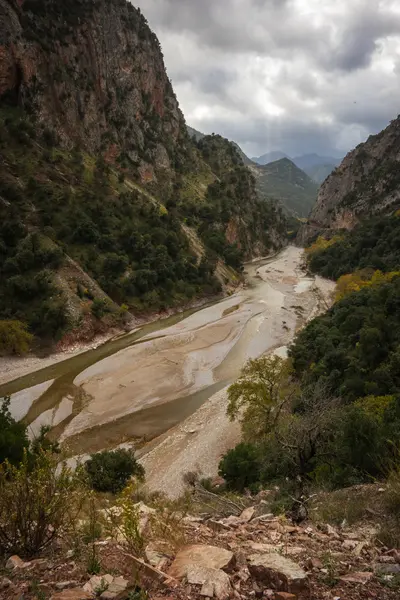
227,355,296,441
218,443,260,492
85,449,145,494
0,397,29,466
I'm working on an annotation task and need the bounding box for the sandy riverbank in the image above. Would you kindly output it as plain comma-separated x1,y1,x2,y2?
139,247,335,497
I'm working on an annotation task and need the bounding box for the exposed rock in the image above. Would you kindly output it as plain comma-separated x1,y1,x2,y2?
6,556,24,570
107,577,129,595
145,543,170,570
206,519,232,533
186,565,232,599
169,545,235,579
247,553,308,595
374,563,400,575
297,116,400,245
50,590,93,600
0,578,13,590
274,593,297,600
339,571,373,584
342,539,358,550
55,582,79,591
305,558,323,570
83,574,113,594
240,507,256,522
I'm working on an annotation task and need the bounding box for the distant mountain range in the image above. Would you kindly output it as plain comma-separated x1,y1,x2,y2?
252,151,342,184
187,126,322,216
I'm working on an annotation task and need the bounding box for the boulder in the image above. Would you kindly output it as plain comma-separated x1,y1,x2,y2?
247,553,308,595
50,590,92,600
186,564,231,600
6,556,24,570
305,558,322,571
169,545,235,579
145,544,169,570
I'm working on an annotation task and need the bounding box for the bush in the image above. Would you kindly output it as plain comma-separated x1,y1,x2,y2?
0,397,29,465
218,443,261,492
0,450,85,557
85,449,145,494
0,320,33,355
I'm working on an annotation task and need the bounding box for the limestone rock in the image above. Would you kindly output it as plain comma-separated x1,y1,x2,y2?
83,574,113,594
169,545,235,579
6,556,24,570
339,571,373,584
186,564,231,600
107,577,128,594
240,506,256,522
247,553,308,595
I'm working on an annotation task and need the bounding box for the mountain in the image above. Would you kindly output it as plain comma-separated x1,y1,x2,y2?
292,153,342,171
187,126,205,142
187,125,254,166
0,0,286,353
250,158,319,218
304,163,338,184
251,151,288,165
298,116,400,245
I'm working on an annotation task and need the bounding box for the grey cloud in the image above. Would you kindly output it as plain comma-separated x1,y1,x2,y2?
133,0,400,157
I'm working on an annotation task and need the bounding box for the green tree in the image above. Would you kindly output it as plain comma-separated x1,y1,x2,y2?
218,443,260,492
85,449,145,494
0,397,29,466
227,355,295,440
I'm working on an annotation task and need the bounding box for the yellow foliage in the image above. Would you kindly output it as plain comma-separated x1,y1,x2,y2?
158,204,168,216
305,235,343,258
335,270,400,302
354,395,395,422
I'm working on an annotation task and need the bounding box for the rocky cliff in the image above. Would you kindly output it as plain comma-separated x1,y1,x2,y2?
0,0,286,351
298,115,400,245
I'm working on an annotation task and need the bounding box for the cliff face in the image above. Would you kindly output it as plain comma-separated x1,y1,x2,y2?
298,116,400,245
0,0,286,350
0,0,189,185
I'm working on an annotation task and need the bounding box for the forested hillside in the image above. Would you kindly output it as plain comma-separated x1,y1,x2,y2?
0,0,285,354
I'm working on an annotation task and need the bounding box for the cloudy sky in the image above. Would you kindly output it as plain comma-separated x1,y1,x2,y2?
134,0,400,159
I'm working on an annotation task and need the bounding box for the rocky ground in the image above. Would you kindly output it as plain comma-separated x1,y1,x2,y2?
2,485,399,600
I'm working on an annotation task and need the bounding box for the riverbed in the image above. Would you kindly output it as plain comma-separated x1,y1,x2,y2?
0,247,334,495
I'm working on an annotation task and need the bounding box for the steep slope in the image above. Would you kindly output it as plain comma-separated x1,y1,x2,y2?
187,125,205,142
292,153,342,171
0,0,286,353
187,125,254,166
298,116,400,244
250,157,319,218
305,162,338,184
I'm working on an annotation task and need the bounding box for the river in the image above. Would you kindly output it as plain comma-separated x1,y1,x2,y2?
0,247,334,494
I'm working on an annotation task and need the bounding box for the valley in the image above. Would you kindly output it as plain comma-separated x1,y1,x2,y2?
0,247,334,487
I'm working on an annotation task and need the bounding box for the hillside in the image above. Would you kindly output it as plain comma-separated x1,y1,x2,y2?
250,157,319,218
0,0,286,354
304,162,338,184
298,116,400,245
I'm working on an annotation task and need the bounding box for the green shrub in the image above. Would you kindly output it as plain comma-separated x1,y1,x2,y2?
218,442,261,492
0,449,86,557
85,449,145,494
0,397,29,466
0,320,33,355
